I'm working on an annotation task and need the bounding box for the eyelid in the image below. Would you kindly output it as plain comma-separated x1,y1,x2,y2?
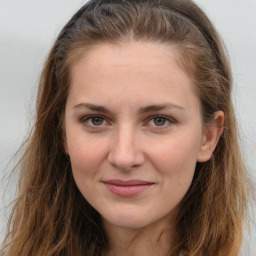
80,114,176,130
81,114,110,128
144,114,176,128
81,114,106,121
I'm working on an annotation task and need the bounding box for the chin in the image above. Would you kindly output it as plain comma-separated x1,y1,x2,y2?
101,208,159,230
105,217,149,230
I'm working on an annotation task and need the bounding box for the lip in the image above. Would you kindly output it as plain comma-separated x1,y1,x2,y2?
102,179,155,197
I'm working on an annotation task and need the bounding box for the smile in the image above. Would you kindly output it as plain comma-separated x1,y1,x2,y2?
102,179,155,197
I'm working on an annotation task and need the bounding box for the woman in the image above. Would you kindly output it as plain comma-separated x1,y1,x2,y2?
1,0,254,255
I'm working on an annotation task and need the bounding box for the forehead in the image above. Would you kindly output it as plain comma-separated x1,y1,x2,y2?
68,41,199,112
71,41,182,77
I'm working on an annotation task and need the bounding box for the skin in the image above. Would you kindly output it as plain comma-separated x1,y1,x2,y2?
64,41,224,256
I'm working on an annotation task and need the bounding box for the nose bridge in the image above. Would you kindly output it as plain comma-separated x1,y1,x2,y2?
108,123,144,170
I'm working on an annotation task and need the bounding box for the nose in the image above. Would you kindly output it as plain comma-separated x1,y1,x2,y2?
107,126,145,171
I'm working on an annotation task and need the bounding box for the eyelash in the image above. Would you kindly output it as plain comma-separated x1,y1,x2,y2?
80,114,176,130
146,115,176,129
81,115,109,129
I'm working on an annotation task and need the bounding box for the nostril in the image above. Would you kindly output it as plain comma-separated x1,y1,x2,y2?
107,147,145,171
107,129,145,170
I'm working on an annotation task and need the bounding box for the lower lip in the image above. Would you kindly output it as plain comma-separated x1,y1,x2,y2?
104,183,154,197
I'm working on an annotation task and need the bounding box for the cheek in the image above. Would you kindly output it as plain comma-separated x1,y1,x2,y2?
67,135,108,179
153,134,199,159
148,132,201,183
68,136,109,201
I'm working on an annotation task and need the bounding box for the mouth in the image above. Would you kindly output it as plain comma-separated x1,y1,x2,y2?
102,179,155,197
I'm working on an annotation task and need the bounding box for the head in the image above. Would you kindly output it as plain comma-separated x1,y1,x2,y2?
3,0,248,255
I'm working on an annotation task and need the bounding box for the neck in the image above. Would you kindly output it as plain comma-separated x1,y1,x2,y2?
102,217,177,256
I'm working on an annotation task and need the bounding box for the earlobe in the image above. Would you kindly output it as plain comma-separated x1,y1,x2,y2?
197,111,224,163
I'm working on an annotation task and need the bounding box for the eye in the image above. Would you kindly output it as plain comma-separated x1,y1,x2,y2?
146,115,175,128
90,116,104,126
152,117,168,126
81,115,108,128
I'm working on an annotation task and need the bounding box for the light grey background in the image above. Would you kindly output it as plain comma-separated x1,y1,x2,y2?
1,0,255,254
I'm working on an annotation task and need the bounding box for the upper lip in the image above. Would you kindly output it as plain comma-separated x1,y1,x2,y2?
102,179,155,186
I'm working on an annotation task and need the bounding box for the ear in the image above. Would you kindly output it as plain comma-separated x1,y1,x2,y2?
197,111,224,162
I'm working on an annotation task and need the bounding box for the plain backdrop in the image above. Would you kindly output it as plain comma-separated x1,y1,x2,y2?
0,0,255,254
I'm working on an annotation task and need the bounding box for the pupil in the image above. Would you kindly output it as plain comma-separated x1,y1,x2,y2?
92,117,103,125
154,117,165,126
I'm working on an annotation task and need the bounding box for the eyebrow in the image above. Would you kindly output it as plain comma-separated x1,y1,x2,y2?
72,103,185,113
73,103,110,113
138,104,185,114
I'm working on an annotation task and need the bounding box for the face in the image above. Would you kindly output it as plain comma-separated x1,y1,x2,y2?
64,41,217,231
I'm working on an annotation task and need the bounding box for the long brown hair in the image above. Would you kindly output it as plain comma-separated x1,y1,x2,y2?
1,0,254,255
